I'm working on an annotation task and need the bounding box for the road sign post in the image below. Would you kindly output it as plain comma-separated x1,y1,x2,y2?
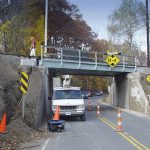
20,72,29,119
22,94,25,119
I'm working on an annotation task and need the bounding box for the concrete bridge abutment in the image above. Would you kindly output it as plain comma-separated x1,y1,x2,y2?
106,73,149,114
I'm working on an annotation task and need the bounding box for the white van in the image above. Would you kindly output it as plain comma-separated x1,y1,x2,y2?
52,87,85,121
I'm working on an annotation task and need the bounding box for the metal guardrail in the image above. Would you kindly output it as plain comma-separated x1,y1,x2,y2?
40,45,137,71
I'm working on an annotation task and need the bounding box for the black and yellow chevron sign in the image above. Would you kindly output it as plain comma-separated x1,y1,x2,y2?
20,72,29,94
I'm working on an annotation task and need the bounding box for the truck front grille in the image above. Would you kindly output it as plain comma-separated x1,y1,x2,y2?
60,106,77,110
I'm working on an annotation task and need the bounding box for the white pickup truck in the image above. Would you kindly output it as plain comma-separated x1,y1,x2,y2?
52,87,85,121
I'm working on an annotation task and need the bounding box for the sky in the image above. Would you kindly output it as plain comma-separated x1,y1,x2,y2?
68,0,147,51
68,0,121,40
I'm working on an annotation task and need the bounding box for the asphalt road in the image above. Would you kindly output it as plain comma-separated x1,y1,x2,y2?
20,96,150,150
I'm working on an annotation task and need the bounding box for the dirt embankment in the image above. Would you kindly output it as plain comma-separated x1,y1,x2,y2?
0,59,21,122
0,55,44,150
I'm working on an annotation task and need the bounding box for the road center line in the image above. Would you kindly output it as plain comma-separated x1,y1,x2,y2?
41,139,50,150
101,116,150,150
98,116,150,150
99,117,142,150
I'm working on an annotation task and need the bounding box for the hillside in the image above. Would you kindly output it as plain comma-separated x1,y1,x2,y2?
0,54,43,149
0,54,21,122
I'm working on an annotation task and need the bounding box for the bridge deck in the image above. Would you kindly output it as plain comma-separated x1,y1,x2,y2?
39,46,137,76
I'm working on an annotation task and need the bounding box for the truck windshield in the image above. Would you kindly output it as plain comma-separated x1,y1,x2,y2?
53,90,82,99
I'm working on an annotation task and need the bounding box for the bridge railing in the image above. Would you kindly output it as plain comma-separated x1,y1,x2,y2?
40,45,137,69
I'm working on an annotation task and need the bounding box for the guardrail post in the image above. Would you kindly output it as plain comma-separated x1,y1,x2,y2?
94,52,97,69
78,50,81,68
60,48,63,67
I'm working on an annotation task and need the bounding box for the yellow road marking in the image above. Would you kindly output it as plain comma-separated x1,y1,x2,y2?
98,116,150,150
102,116,150,150
128,135,150,150
99,117,142,150
118,132,142,150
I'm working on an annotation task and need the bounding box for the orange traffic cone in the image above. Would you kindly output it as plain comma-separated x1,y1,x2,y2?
87,98,92,111
53,106,60,120
96,102,101,117
116,108,124,132
0,113,7,134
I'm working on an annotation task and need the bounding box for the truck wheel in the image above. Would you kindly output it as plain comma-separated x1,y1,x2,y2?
80,114,85,121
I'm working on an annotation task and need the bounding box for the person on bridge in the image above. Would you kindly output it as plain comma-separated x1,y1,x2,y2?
30,37,36,56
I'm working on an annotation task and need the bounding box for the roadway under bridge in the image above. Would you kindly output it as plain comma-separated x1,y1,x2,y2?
20,46,150,127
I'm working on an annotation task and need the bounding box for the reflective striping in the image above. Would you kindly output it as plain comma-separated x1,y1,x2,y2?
98,116,150,150
117,122,122,126
22,72,29,80
21,78,28,88
20,71,29,94
118,113,121,117
21,82,28,91
20,86,27,94
21,73,28,83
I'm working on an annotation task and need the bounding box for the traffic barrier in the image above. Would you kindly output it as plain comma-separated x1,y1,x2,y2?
0,113,7,134
53,106,60,120
87,98,92,111
96,102,101,117
116,108,124,132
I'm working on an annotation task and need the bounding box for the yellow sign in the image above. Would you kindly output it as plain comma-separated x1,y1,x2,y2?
106,55,120,67
146,75,150,82
20,72,29,94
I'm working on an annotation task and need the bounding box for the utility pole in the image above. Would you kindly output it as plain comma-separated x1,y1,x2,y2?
44,0,48,53
146,0,150,66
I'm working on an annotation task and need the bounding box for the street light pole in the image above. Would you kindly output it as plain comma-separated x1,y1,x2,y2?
44,0,48,53
146,0,150,66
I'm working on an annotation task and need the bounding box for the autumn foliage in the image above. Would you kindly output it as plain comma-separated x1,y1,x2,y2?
0,0,110,90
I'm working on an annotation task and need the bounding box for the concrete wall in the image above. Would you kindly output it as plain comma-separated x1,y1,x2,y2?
24,67,48,128
104,73,149,114
47,72,53,119
128,73,148,114
23,67,64,128
0,54,22,65
47,76,63,118
114,74,129,108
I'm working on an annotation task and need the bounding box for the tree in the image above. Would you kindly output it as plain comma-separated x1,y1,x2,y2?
0,0,109,90
70,75,109,92
0,0,97,55
107,0,145,52
0,0,44,55
47,0,96,49
0,0,24,22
